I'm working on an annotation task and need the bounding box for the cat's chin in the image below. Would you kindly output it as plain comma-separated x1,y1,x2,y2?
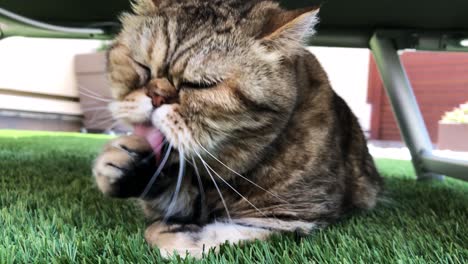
133,124,165,163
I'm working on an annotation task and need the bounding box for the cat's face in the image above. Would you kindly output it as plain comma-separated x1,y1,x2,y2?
107,0,318,175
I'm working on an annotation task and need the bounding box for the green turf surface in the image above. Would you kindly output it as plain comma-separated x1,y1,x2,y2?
0,130,466,263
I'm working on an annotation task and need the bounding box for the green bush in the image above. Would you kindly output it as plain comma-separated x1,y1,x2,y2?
440,102,468,124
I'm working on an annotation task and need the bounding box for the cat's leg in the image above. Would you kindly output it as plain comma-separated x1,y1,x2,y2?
232,218,319,234
145,220,272,259
145,218,317,259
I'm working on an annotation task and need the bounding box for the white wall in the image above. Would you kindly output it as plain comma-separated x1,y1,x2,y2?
309,47,371,131
0,37,101,97
0,37,101,115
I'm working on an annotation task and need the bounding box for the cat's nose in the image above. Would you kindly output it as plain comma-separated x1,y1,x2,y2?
145,78,178,108
147,90,166,108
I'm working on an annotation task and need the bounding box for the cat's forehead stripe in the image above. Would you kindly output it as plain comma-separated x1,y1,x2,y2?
133,15,208,80
168,34,212,75
158,17,171,77
148,21,167,78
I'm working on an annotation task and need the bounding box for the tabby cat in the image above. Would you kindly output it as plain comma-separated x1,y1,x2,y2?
93,0,383,258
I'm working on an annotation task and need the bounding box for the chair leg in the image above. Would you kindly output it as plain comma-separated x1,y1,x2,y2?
369,33,444,181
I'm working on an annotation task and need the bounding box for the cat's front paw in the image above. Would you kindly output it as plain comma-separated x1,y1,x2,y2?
93,135,156,198
145,222,205,259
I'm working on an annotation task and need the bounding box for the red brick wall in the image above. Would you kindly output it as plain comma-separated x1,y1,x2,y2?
368,51,468,143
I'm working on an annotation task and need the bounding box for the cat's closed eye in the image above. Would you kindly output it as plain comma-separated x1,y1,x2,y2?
179,80,218,89
134,60,152,87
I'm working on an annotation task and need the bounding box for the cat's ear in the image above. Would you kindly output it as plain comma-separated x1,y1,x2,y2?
259,7,320,53
131,0,163,15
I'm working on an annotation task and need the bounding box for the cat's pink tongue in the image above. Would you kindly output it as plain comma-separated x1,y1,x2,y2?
133,125,165,163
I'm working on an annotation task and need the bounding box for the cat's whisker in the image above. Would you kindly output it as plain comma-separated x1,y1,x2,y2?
128,140,167,169
81,106,110,113
137,139,168,167
89,113,122,124
196,142,289,204
77,84,105,97
104,120,127,133
89,116,114,129
195,151,232,223
77,85,113,99
85,111,112,122
89,117,115,128
190,156,206,214
140,142,173,199
83,110,111,126
79,100,111,108
79,90,113,102
201,158,268,218
109,114,130,122
163,148,186,223
88,113,127,130
104,121,120,133
87,111,113,125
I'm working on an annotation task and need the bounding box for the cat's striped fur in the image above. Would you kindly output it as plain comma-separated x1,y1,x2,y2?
93,0,383,258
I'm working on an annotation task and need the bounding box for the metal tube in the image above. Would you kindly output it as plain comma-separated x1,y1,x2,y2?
369,33,443,180
307,29,371,48
0,8,111,39
0,8,103,35
421,152,468,181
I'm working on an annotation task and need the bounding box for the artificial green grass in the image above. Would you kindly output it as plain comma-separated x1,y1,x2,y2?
0,130,466,263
